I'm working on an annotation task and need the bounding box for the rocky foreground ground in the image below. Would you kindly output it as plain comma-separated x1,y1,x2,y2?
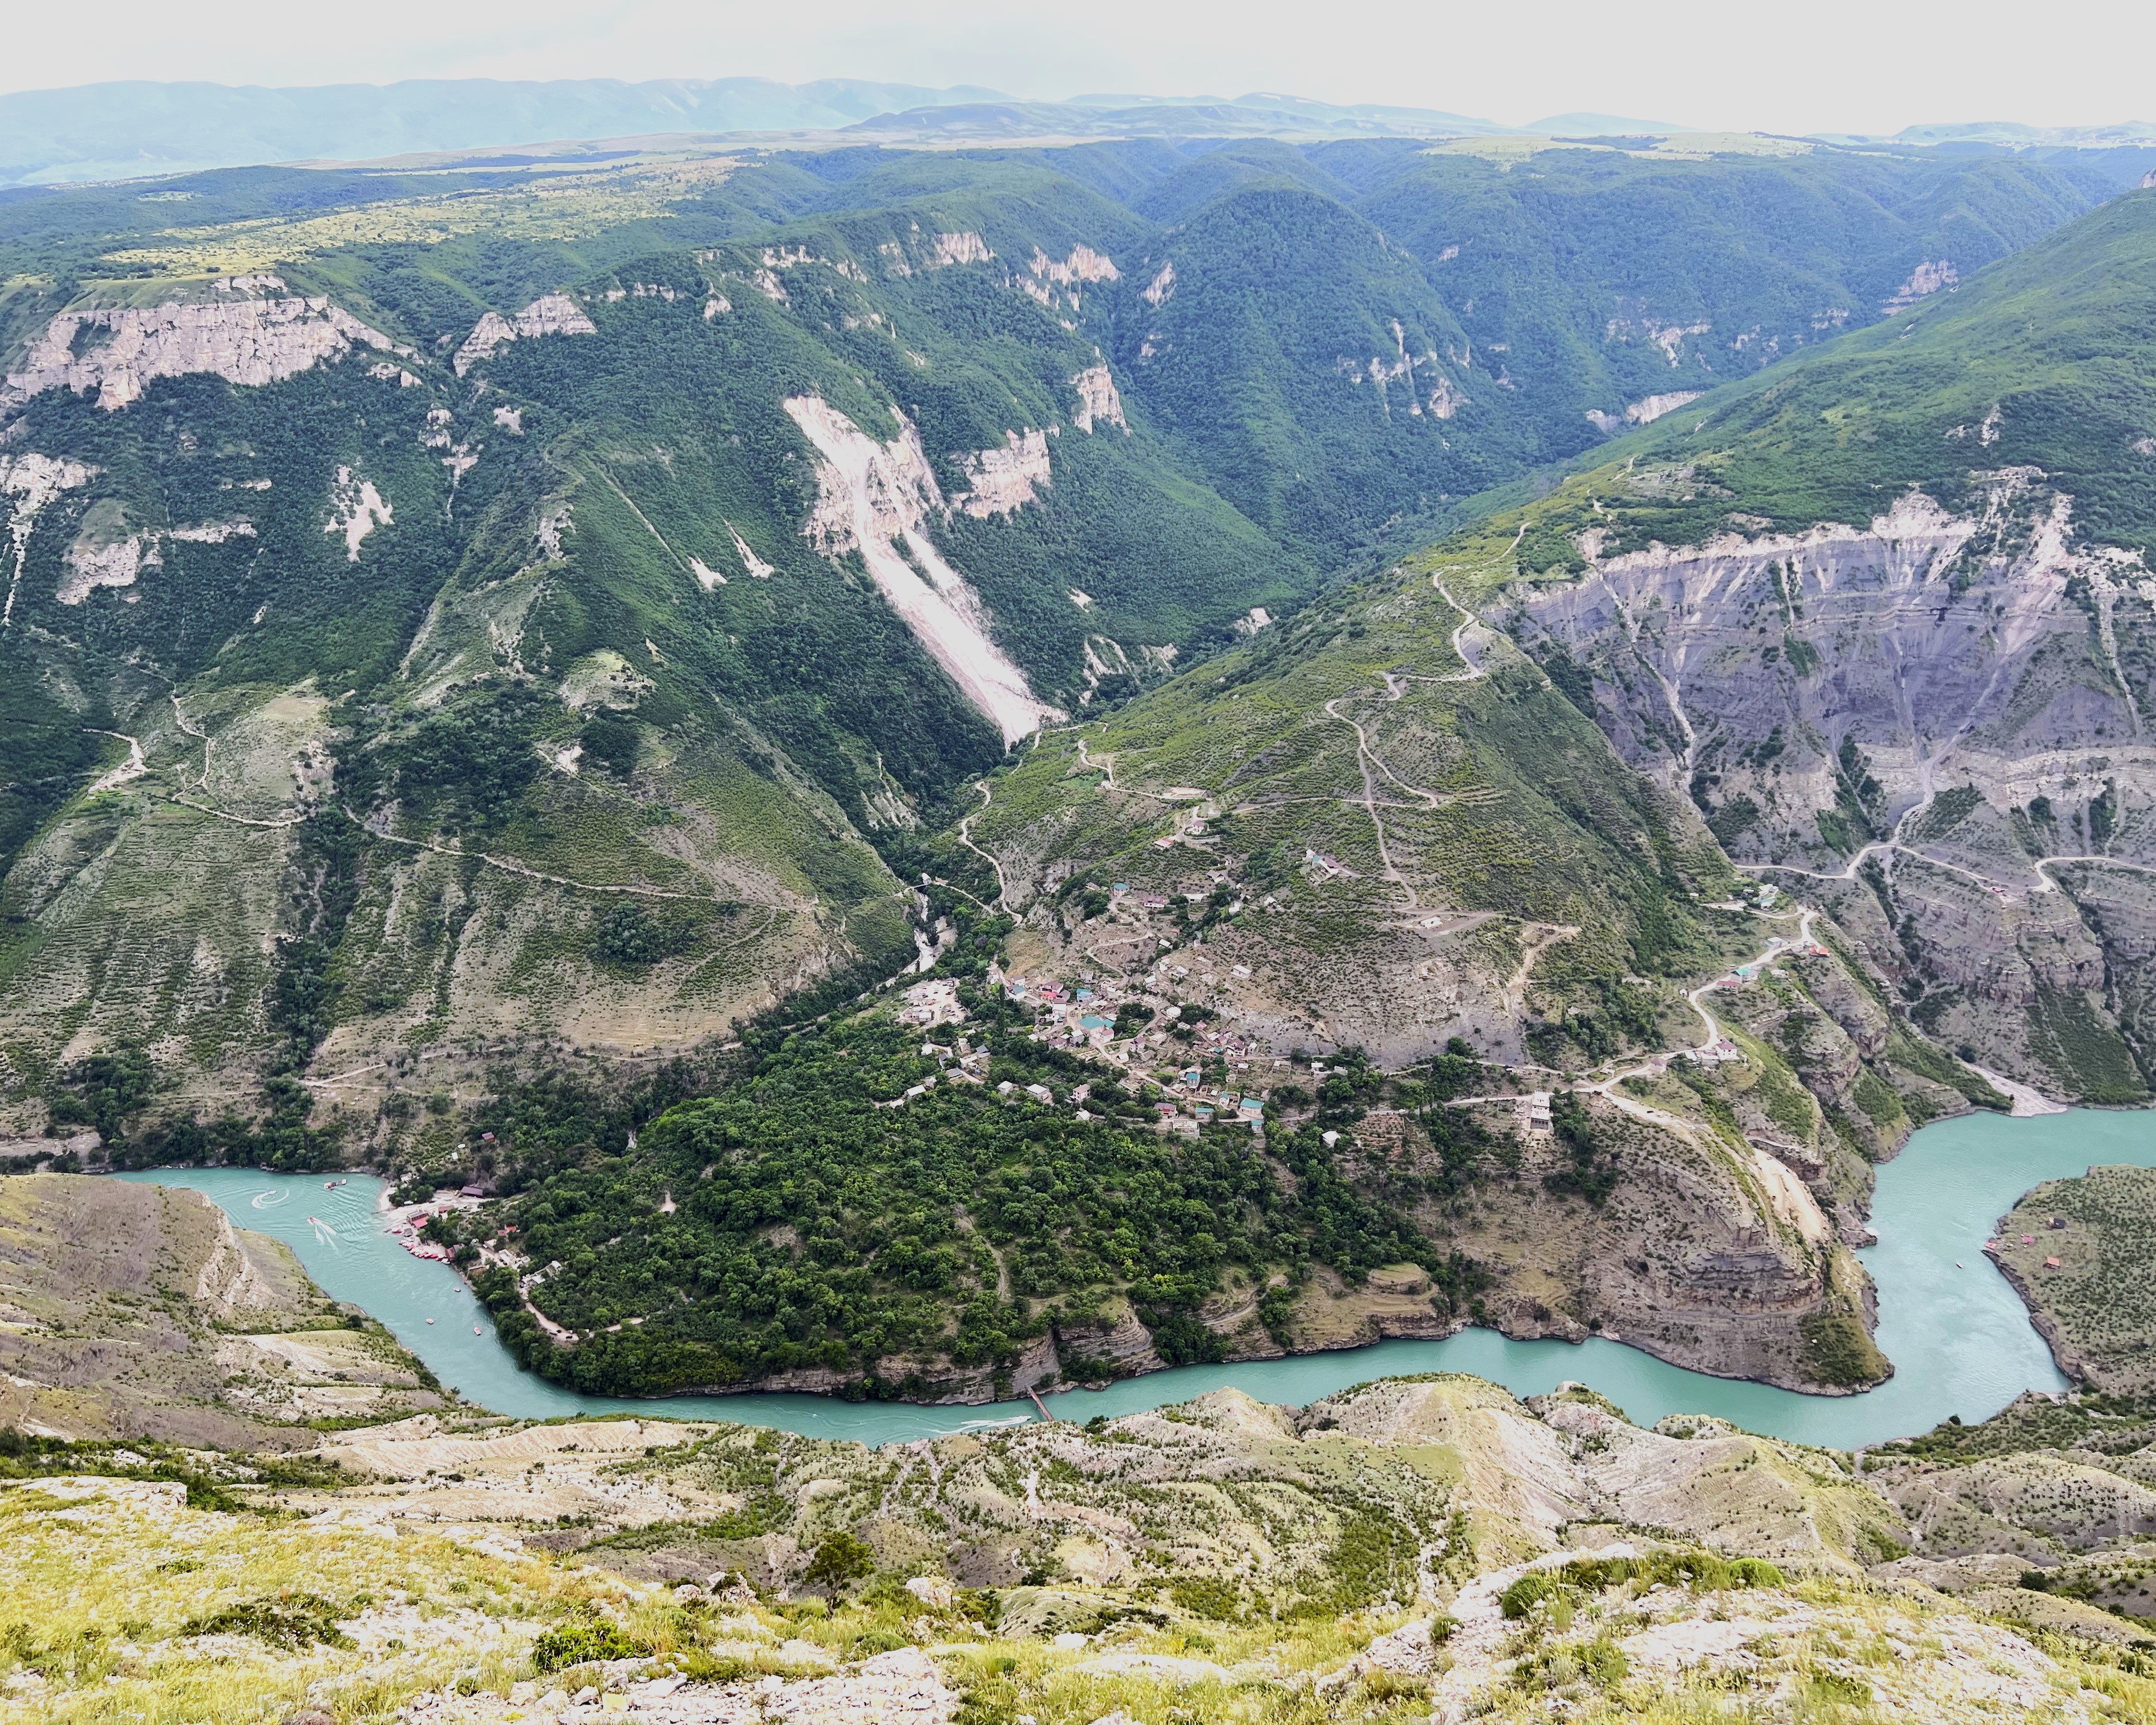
10,1368,2156,1723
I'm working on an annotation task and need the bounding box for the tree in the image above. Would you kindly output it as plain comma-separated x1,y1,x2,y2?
803,1528,876,1592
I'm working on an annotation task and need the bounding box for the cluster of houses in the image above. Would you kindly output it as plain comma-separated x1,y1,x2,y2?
896,975,967,1031
1707,937,1834,991
894,957,1278,1130
1984,1216,2070,1272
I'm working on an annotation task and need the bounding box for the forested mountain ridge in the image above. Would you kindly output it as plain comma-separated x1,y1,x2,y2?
881,184,2156,1399
0,132,2105,1155
14,112,2156,1725
973,181,2156,1113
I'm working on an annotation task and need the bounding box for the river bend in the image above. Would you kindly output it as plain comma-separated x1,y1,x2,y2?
120,1106,2154,1448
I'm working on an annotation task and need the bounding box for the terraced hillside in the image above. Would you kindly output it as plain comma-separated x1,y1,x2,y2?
0,1173,441,1444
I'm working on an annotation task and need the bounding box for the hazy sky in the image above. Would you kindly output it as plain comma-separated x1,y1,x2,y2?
6,0,2152,135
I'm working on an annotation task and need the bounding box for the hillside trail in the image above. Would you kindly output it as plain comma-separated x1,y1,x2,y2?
1500,922,1579,1011
155,695,314,828
1732,795,2156,901
1561,907,1837,1241
977,577,1980,1165
170,693,214,789
1429,613,2069,1147
1440,908,1816,1107
1715,622,2151,901
957,780,1012,911
1073,734,1174,800
145,695,773,907
1320,578,1501,912
344,807,782,928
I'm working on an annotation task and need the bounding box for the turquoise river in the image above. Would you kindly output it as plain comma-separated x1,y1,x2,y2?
118,1106,2154,1449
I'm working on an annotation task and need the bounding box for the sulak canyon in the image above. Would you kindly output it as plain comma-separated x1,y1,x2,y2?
5,74,2156,1725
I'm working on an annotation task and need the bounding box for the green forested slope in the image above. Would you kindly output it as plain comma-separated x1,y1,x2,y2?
1542,185,2156,559
1353,143,2114,468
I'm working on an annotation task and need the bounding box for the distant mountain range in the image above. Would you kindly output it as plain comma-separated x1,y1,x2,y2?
0,79,1692,185
8,74,2150,189
0,77,1015,185
1883,119,2156,148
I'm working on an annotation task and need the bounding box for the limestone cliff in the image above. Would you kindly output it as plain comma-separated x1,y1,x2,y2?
452,293,598,375
785,394,1061,743
3,276,408,412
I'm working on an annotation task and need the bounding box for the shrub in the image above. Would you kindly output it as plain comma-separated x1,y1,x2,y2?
1355,1670,1432,1703
1503,1549,1782,1619
1500,1570,1567,1619
532,1619,650,1671
1169,1575,1243,1621
1808,1671,1873,1703
181,1594,352,1650
579,710,641,777
594,901,699,966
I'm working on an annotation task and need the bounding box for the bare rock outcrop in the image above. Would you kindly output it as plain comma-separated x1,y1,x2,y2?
1054,1299,1165,1381
950,429,1051,517
784,394,1060,743
4,277,408,411
1515,476,2156,1097
1069,363,1127,434
453,293,598,375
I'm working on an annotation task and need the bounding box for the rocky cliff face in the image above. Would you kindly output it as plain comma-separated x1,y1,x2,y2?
451,293,597,375
1514,477,2156,1101
3,276,407,411
785,394,1061,743
1382,1082,1881,1395
1518,486,2108,835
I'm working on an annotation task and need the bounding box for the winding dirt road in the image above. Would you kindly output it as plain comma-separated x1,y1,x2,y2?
1319,578,1499,912
957,780,1012,911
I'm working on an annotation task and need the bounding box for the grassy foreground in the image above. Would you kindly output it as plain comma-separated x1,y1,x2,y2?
7,1372,2156,1723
